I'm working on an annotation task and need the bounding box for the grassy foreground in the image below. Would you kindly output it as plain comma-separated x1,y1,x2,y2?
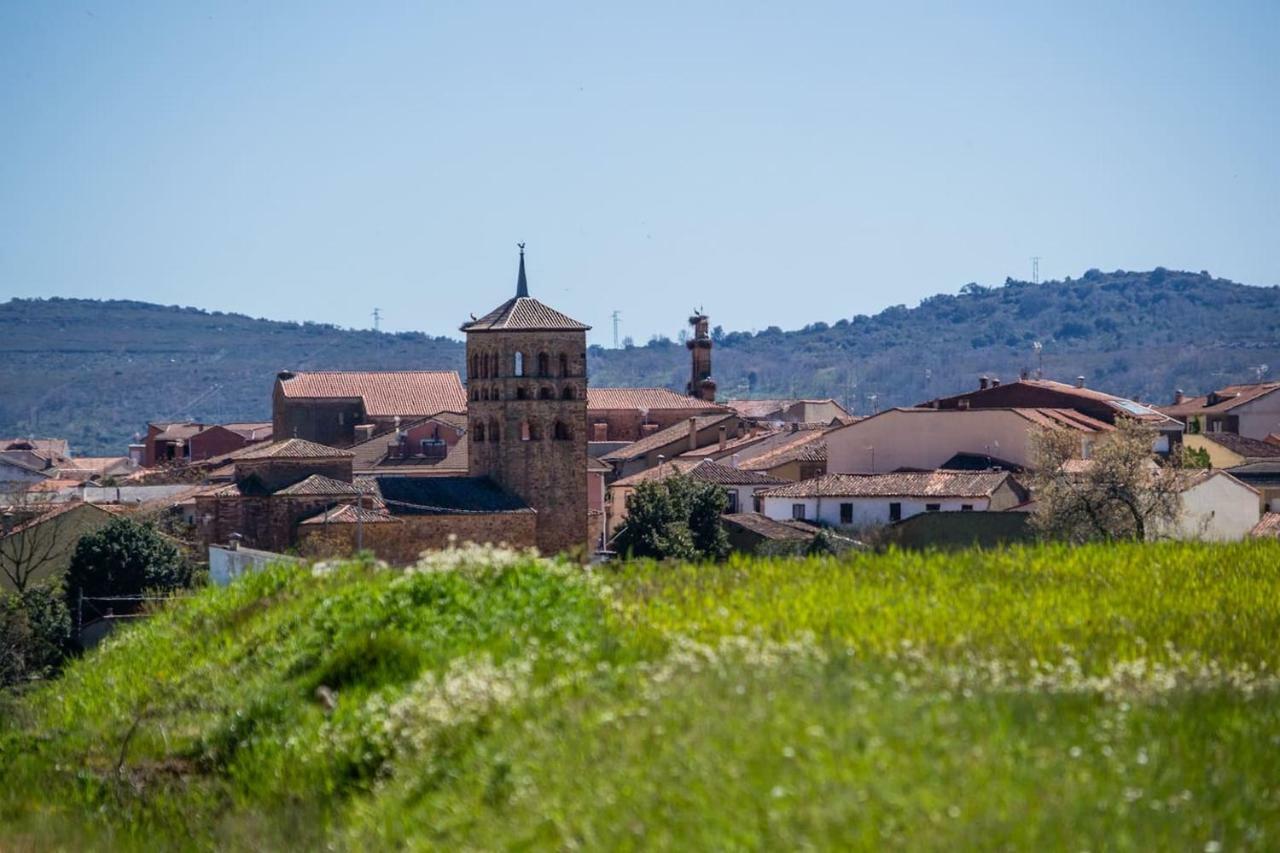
2,541,1279,850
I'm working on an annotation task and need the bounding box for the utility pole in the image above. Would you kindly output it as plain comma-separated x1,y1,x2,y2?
611,310,621,349
1031,257,1041,285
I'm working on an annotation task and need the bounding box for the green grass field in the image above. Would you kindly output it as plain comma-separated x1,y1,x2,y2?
2,541,1279,850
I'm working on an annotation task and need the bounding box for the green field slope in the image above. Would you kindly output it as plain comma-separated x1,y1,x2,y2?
3,542,1280,850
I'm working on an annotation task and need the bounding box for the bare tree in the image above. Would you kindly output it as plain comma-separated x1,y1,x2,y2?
0,486,78,593
1029,419,1184,542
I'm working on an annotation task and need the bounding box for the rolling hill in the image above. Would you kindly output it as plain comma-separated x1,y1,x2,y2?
2,268,1277,454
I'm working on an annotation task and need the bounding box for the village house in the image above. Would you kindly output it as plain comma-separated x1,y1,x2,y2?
826,407,1111,474
736,427,829,481
719,512,829,554
1182,432,1280,469
1,501,131,592
926,376,1183,452
600,413,745,479
758,470,1029,527
1224,461,1280,514
604,458,786,540
1155,470,1261,541
272,370,467,447
723,398,851,426
136,421,273,467
1159,382,1280,441
585,387,727,442
347,414,469,477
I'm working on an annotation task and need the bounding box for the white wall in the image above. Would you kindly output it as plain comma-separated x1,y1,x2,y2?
1159,473,1261,541
827,409,1075,474
761,495,990,526
1235,390,1280,441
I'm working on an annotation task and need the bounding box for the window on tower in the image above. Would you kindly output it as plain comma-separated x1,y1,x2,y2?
559,353,569,376
562,386,576,400
514,352,525,376
537,352,550,377
539,387,553,400
553,420,573,441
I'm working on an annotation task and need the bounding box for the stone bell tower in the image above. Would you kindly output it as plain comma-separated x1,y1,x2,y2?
687,309,717,402
462,245,590,554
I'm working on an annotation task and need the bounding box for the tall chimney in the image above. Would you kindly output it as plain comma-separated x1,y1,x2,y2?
991,378,1001,388
688,416,699,451
1174,389,1186,405
718,424,727,452
1076,376,1086,389
686,311,716,402
978,375,990,390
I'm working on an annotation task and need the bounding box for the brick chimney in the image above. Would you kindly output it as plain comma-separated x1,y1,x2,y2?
688,417,699,451
686,311,717,402
718,424,727,452
1174,389,1186,405
978,375,990,390
1076,375,1086,388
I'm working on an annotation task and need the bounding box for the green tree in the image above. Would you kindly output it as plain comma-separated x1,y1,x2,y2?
614,474,729,561
66,517,192,609
0,584,72,688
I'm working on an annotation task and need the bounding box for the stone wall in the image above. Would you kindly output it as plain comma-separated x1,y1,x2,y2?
297,511,538,565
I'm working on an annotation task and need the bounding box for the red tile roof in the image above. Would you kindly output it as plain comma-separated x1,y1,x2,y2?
461,296,590,332
587,387,726,412
1160,383,1280,417
236,438,354,460
739,430,827,471
299,504,401,525
276,371,466,418
760,471,1017,499
273,475,361,496
1251,513,1280,538
601,413,738,462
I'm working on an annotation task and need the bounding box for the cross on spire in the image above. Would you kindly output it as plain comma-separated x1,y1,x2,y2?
516,242,529,298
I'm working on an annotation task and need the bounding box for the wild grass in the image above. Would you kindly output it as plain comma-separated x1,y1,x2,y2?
1,541,1279,850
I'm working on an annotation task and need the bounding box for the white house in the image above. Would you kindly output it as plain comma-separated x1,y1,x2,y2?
825,408,1110,475
1155,470,1261,541
758,471,1029,527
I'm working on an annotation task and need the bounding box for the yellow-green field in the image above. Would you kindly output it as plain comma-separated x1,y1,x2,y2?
2,541,1279,850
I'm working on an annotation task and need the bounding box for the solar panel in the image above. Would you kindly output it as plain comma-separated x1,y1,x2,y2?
1112,400,1157,416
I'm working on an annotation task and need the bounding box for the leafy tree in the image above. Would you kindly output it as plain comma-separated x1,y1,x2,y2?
1181,446,1211,469
0,584,72,688
1030,419,1184,543
66,517,192,608
614,474,729,561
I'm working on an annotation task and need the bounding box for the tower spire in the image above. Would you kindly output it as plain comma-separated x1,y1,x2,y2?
516,242,528,298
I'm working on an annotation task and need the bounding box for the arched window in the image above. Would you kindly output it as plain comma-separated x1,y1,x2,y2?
561,385,576,400
539,386,554,400
470,387,478,402
488,417,500,442
472,420,485,442
470,354,479,379
559,353,569,377
516,386,529,400
514,351,525,377
537,352,550,377
553,420,572,441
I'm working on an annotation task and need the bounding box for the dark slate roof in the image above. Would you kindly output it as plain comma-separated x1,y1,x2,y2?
1198,433,1280,459
375,476,532,515
236,438,354,460
721,512,819,541
461,296,590,332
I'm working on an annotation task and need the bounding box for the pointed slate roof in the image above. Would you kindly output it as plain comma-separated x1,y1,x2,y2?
461,246,590,332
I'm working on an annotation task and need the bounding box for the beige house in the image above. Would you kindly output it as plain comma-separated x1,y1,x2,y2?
1,502,129,592
826,407,1111,475
1182,433,1280,469
1160,383,1280,441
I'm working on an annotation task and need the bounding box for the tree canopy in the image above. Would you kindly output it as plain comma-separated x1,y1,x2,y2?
613,474,729,561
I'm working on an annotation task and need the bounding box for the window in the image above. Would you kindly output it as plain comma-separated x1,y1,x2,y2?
925,503,941,512
470,388,479,402
888,502,902,522
961,504,974,512
840,503,853,524
559,353,570,376
791,503,806,520
514,352,525,377
553,420,573,441
488,417,500,443
338,412,344,426
539,387,554,400
562,385,576,400
516,387,529,400
727,492,739,513
537,352,550,377
470,354,479,378
472,421,485,442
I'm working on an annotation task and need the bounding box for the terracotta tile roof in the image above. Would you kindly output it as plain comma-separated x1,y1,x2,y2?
151,422,206,441
347,420,469,475
1160,383,1280,417
601,414,738,462
299,504,401,525
680,429,780,459
461,296,590,332
1198,433,1280,460
236,438,354,460
273,475,361,497
219,422,274,440
0,438,70,458
929,380,1178,425
610,459,704,487
723,399,793,419
739,431,827,471
1251,513,1280,538
760,471,1017,499
1009,407,1114,433
721,512,820,541
276,371,466,418
587,387,726,412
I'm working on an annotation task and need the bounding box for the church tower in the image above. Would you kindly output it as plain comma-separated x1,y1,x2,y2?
462,246,590,555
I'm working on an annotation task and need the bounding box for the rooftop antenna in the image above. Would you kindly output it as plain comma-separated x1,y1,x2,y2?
1254,364,1270,382
1032,340,1044,379
612,310,621,349
372,307,381,332
1031,256,1041,284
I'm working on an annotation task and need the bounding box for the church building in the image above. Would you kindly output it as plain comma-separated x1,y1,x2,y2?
462,246,591,554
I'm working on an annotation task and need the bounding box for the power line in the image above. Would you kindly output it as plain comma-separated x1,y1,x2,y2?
1031,256,1041,285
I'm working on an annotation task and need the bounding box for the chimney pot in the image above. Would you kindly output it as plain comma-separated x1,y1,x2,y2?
978,375,990,390
277,369,295,381
991,378,1001,388
1174,389,1185,405
718,424,727,452
1076,375,1086,388
688,417,698,451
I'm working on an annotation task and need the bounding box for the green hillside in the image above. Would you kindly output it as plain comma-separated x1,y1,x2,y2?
2,268,1277,454
3,542,1279,849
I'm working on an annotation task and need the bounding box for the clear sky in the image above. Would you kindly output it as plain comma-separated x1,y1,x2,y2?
1,2,1277,347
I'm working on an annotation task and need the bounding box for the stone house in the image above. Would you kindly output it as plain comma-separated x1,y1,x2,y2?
272,370,466,447
601,413,744,479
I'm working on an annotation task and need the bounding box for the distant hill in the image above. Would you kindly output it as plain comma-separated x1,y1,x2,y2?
2,269,1277,454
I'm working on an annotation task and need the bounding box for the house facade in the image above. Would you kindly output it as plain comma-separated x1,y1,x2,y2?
1160,383,1280,441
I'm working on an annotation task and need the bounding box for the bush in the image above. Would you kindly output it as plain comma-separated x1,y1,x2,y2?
613,474,729,561
0,585,72,688
65,517,192,608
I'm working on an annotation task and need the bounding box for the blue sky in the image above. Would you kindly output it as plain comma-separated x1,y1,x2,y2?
1,1,1276,346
